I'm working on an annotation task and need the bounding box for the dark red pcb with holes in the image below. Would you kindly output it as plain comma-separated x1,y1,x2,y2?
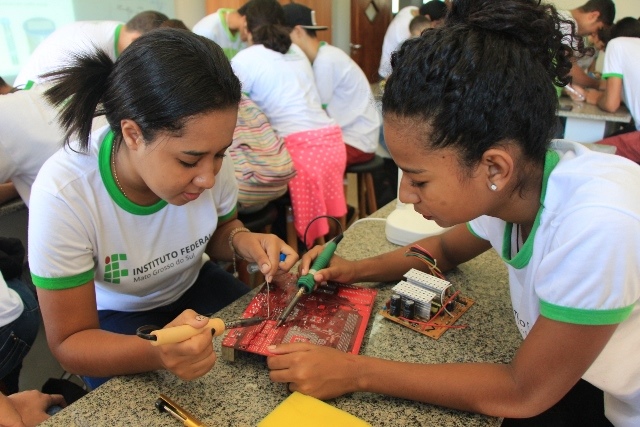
222,273,377,355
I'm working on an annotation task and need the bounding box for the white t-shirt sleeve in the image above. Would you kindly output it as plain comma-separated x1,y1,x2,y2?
0,272,24,327
28,185,96,286
602,39,624,79
534,207,640,320
231,51,253,96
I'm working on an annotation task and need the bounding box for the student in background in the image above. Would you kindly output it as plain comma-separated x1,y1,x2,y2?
420,0,448,27
558,0,615,90
409,15,432,38
582,17,640,163
232,0,346,248
267,1,640,425
0,390,65,427
0,239,38,395
378,1,447,80
14,10,168,88
0,238,66,426
29,28,298,389
160,19,189,30
192,4,249,59
284,3,380,167
0,84,68,205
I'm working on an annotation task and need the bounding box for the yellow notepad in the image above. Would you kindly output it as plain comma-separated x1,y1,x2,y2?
258,392,371,427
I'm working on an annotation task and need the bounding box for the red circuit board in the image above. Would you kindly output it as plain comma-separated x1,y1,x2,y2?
222,273,377,356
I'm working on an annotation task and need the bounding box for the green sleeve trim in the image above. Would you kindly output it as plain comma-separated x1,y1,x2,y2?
602,72,623,80
539,299,633,325
466,222,482,239
114,24,123,57
31,269,94,290
219,205,238,222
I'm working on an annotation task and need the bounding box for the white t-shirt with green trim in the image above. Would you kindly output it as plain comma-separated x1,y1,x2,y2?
14,21,122,88
468,140,640,427
602,37,640,130
28,125,238,312
313,43,380,154
192,8,246,60
231,43,334,138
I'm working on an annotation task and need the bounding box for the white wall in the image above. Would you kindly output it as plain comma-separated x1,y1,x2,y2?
174,0,205,29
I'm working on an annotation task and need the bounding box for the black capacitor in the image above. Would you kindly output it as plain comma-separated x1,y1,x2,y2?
403,299,416,320
389,294,402,317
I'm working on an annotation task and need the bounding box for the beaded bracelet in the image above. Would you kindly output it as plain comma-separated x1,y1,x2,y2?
228,226,250,278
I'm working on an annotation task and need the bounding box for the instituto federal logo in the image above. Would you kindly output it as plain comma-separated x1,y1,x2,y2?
104,253,129,284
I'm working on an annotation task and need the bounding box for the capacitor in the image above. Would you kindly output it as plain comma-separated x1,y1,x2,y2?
389,294,402,317
402,299,415,320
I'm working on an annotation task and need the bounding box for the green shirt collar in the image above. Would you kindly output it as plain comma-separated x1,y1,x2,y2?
98,130,167,215
502,150,561,268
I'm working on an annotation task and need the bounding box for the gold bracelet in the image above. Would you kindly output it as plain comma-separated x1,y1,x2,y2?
228,227,250,278
228,226,251,256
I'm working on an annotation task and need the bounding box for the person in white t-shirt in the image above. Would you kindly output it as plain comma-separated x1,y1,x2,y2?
378,2,447,80
0,238,38,395
232,0,346,248
582,17,640,163
192,6,248,59
266,2,640,426
0,84,65,205
557,0,616,91
28,28,298,389
284,3,380,166
13,10,169,88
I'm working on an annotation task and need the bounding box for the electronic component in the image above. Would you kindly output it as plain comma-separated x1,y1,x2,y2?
404,268,456,312
404,268,451,293
389,294,401,316
402,299,415,320
381,269,475,339
222,272,377,361
392,280,436,319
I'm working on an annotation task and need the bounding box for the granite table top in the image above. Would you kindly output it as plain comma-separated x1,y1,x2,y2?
40,203,520,427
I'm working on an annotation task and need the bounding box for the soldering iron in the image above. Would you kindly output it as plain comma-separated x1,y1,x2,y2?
276,234,343,327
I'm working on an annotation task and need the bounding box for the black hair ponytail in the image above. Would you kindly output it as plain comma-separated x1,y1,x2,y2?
43,49,113,151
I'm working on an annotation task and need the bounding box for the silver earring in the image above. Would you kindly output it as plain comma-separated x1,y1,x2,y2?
490,183,497,191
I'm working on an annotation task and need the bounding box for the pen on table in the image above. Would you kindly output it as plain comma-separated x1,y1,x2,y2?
156,393,207,427
565,84,585,101
246,252,287,274
136,317,265,346
276,234,343,327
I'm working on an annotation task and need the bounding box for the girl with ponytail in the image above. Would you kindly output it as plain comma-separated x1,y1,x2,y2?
28,28,298,389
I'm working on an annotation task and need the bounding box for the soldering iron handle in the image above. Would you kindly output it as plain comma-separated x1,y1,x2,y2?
150,318,226,346
296,234,343,293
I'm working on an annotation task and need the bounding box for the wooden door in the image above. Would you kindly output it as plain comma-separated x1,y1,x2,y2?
351,0,391,83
